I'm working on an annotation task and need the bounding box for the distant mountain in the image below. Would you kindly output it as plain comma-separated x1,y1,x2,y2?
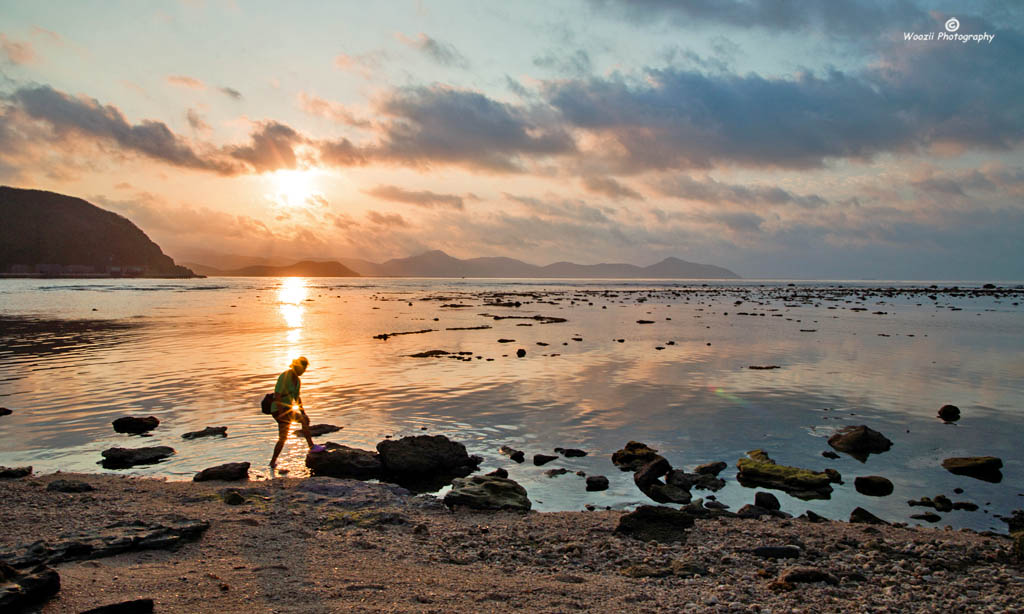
0,186,196,277
196,260,360,277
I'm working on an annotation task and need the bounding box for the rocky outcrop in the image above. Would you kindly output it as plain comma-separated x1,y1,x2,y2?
181,426,226,439
827,425,892,461
585,475,609,491
100,446,174,469
377,435,479,476
665,469,725,492
736,450,835,500
615,505,694,543
611,441,662,471
941,456,1003,483
193,462,250,482
0,562,60,611
0,466,32,478
305,444,382,480
111,416,160,434
443,476,531,511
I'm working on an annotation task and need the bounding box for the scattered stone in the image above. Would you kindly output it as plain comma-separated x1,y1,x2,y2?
554,447,587,457
822,451,840,460
515,348,526,358
952,501,979,511
193,462,250,482
544,468,569,477
443,476,531,511
222,491,245,505
499,446,526,463
0,407,10,416
100,447,174,469
800,510,829,523
638,482,693,505
694,461,727,475
665,469,725,492
611,441,661,471
306,443,382,480
80,598,155,613
633,456,671,488
938,404,961,423
621,564,672,578
941,456,1003,483
533,454,558,466
46,479,94,493
297,478,410,508
753,545,800,559
409,350,450,358
854,476,894,497
0,466,32,479
827,425,892,461
615,505,694,542
849,507,888,525
736,450,834,500
755,492,781,511
911,512,942,523
181,426,227,439
486,468,508,478
0,562,60,611
303,424,343,437
111,416,159,434
586,475,609,491
748,365,781,370
737,504,772,519
778,566,839,585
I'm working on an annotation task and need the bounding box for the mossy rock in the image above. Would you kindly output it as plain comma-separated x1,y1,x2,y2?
736,449,834,500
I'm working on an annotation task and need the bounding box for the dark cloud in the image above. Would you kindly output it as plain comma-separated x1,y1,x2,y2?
582,176,643,200
318,137,368,166
400,33,469,68
226,121,303,172
185,108,209,132
533,49,592,76
366,211,409,227
656,175,827,208
365,185,465,210
505,193,616,224
219,86,242,100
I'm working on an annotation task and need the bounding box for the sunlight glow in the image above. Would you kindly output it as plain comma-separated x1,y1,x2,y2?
268,169,321,209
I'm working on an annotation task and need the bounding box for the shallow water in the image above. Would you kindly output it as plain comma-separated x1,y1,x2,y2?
1,277,1022,532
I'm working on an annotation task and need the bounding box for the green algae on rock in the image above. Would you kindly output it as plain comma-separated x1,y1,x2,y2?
736,449,836,500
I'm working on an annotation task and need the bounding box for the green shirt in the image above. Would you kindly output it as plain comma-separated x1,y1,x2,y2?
273,368,301,413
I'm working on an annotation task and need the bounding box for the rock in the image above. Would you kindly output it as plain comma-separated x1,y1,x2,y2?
735,450,834,500
932,494,953,512
737,504,771,519
849,507,888,525
222,491,245,505
615,505,694,542
753,545,800,559
515,348,526,358
704,500,729,510
0,562,60,611
822,451,840,460
194,462,250,482
1001,510,1024,533
633,456,671,488
298,478,410,508
586,475,609,491
554,447,587,457
800,510,829,523
911,512,942,523
111,416,159,434
611,441,661,471
638,482,692,504
755,491,781,511
305,443,382,480
952,501,978,511
0,407,10,416
1013,532,1024,562
80,598,155,613
827,425,892,461
665,469,725,492
941,456,1003,483
854,476,894,497
443,476,531,511
544,468,568,477
0,466,32,478
181,426,227,439
533,454,558,466
621,563,672,578
376,435,481,488
304,424,342,437
499,446,525,463
694,461,727,475
778,566,839,585
46,479,94,493
937,404,961,423
100,446,174,469
486,467,508,478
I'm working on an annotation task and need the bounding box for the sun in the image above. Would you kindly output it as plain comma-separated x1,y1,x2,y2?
268,169,319,208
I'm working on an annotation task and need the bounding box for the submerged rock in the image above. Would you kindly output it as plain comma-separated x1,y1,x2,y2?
615,505,694,543
100,446,174,469
0,562,60,611
306,443,382,480
665,469,726,492
611,441,661,471
486,467,508,478
941,456,1003,483
554,447,587,457
193,462,250,482
377,435,480,475
533,454,558,466
0,466,32,479
585,475,609,491
181,426,227,440
499,446,525,463
112,416,159,435
937,404,961,423
302,423,343,437
443,475,531,511
854,476,894,497
735,450,834,500
827,425,892,462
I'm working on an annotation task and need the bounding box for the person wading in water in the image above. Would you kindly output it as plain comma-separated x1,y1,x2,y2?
269,356,325,468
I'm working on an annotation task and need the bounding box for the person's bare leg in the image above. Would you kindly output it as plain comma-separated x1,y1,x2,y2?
269,418,290,467
299,411,315,448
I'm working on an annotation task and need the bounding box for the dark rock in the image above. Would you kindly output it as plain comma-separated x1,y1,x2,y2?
194,462,250,482
665,469,725,492
533,454,558,466
737,504,771,519
0,407,10,416
100,446,174,469
80,598,155,613
952,501,978,512
443,476,531,511
376,435,481,487
694,461,727,475
615,505,694,542
932,494,953,513
753,545,800,559
111,416,159,434
937,404,961,423
755,491,781,511
486,468,508,478
305,443,382,480
1013,532,1024,562
911,512,942,522
827,425,892,462
735,450,833,500
822,451,840,460
181,426,227,439
633,456,671,488
638,481,692,504
586,475,609,491
0,563,60,611
854,476,894,497
704,500,729,510
611,441,661,471
304,424,342,437
297,478,410,508
800,510,829,523
0,466,32,478
778,566,839,585
222,491,245,505
544,468,568,477
515,348,526,358
46,479,94,493
1001,510,1024,533
554,447,587,457
941,456,1003,483
499,446,525,463
849,507,888,525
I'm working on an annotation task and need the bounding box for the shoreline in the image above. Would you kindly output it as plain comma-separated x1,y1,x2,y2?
2,472,1022,612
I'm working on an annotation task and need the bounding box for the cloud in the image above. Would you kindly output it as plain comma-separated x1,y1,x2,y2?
398,33,469,68
167,75,206,90
582,176,643,200
365,185,465,210
297,92,371,127
505,193,616,224
366,210,409,227
185,108,210,133
219,86,242,100
334,52,386,79
226,121,304,172
318,137,368,167
655,175,827,208
1,34,36,65
533,49,592,76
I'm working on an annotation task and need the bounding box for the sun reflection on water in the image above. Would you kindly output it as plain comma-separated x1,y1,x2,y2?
278,277,307,345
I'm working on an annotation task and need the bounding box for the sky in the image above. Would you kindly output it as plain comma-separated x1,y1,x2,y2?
1,0,1022,279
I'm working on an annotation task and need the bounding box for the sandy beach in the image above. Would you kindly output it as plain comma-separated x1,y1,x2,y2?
2,471,1022,613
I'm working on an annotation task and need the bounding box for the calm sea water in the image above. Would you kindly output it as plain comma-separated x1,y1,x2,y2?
1,277,1022,532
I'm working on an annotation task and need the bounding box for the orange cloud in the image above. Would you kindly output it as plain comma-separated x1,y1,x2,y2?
167,75,206,89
